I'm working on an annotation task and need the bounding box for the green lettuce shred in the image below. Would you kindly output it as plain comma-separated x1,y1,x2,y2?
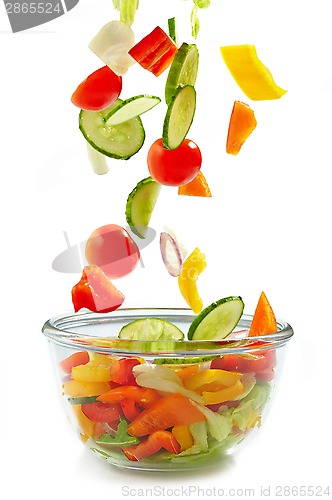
112,0,139,26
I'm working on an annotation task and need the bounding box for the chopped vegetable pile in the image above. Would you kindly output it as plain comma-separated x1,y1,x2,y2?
61,290,277,465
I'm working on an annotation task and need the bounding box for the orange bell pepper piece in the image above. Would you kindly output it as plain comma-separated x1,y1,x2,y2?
178,171,212,197
123,430,181,461
249,291,277,337
127,393,206,437
71,404,95,439
176,364,199,384
97,386,161,408
226,101,257,155
63,379,110,397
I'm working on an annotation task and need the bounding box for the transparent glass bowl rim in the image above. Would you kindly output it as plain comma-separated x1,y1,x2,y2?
42,307,294,357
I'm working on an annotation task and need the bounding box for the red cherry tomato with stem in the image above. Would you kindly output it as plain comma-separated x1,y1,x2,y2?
147,138,202,186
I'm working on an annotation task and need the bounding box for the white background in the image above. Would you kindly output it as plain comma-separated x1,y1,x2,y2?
1,0,331,498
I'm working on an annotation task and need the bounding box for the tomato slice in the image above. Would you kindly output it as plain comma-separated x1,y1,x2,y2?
71,265,125,313
211,349,276,374
59,351,89,374
81,401,121,423
71,66,122,111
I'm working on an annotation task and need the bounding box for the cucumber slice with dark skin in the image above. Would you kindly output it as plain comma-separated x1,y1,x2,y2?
79,99,145,160
105,95,161,126
165,43,199,105
153,355,215,365
188,296,245,340
168,17,177,44
162,85,196,150
126,176,161,238
68,396,98,405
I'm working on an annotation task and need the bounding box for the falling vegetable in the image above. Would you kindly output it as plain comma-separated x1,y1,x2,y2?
128,26,178,76
226,101,257,155
178,247,206,314
220,44,287,100
249,291,277,336
178,171,212,197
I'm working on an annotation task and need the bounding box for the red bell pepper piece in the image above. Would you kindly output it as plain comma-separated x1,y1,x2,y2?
129,26,177,76
81,401,122,423
211,349,276,374
123,430,181,461
59,351,89,374
110,358,141,386
127,393,207,437
97,386,161,408
120,399,141,421
71,265,124,313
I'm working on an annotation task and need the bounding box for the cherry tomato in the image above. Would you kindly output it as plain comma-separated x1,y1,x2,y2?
71,66,122,111
147,138,202,186
85,224,140,279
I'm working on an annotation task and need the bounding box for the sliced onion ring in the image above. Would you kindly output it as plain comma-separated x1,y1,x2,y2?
160,231,183,277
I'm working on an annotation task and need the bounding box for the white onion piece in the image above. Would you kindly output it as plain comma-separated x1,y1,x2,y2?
87,143,109,175
160,231,183,277
88,20,135,76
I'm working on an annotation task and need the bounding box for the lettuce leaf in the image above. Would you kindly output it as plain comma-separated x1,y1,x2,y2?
112,0,139,26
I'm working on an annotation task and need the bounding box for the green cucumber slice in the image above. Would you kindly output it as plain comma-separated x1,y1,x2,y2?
105,95,161,126
126,176,161,238
118,318,184,341
79,99,145,159
168,17,177,44
188,296,245,340
153,355,215,365
68,396,98,405
165,43,199,105
162,85,196,150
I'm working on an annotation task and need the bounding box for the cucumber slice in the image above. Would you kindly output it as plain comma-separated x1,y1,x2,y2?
188,296,245,340
162,85,196,150
165,43,199,105
168,17,177,44
153,355,215,365
68,396,98,405
126,176,161,238
105,95,161,126
119,318,184,341
79,99,145,159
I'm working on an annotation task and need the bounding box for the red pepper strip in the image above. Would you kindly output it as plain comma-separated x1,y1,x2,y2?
121,399,141,421
127,393,206,437
71,265,124,313
59,351,90,374
211,350,276,374
81,401,121,423
110,358,141,386
129,26,177,76
97,386,161,408
123,430,181,461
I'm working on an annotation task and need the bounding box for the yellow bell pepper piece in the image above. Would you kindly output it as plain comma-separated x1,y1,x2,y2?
172,425,194,452
63,379,110,397
71,404,95,439
184,369,243,393
178,247,206,314
202,379,244,405
71,360,111,383
88,352,117,365
220,45,287,101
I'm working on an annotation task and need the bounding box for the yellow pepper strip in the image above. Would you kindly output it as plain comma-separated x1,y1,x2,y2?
88,353,117,365
178,247,207,314
202,379,244,405
71,404,95,439
176,364,199,384
172,425,194,452
71,360,112,383
220,45,287,101
184,369,242,393
63,379,110,397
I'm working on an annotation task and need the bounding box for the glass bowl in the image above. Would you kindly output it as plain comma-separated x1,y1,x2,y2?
42,308,293,471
